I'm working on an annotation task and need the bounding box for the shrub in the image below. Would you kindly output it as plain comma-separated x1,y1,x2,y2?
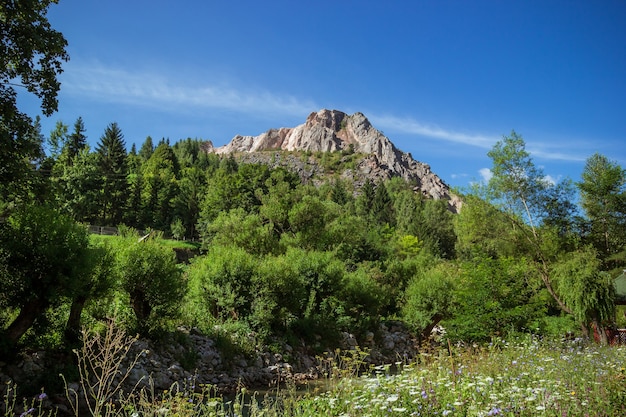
402,263,456,338
185,245,258,331
115,235,185,333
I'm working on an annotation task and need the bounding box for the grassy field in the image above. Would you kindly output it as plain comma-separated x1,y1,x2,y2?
89,233,201,250
281,338,626,417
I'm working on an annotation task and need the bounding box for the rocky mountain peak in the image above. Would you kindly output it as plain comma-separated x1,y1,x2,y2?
212,109,462,212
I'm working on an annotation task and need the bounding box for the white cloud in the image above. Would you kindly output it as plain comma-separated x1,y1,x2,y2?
369,115,589,164
479,168,493,183
368,114,497,148
526,145,587,162
57,61,595,165
60,62,317,118
542,174,562,186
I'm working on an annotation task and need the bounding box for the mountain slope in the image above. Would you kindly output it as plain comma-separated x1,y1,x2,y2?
208,109,462,212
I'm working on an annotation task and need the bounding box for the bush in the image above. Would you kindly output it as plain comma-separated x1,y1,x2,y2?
340,266,388,334
185,244,257,328
402,263,456,337
115,235,185,333
0,204,92,348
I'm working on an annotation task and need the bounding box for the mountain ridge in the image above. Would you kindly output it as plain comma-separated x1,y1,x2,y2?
206,109,462,212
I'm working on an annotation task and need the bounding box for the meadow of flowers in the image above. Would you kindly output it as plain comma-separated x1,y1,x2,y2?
283,338,626,417
5,336,626,416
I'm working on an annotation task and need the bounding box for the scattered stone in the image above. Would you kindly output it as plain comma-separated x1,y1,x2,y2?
1,321,421,403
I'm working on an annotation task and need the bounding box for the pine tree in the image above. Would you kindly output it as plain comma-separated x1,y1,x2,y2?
95,123,128,225
330,178,350,206
66,117,87,162
372,182,395,226
357,178,376,218
138,136,154,161
141,142,180,230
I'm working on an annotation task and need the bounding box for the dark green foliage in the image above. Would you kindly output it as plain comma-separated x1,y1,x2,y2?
65,117,87,159
55,149,102,223
330,178,351,205
141,142,180,230
552,246,616,331
402,263,456,338
0,0,68,196
286,195,333,250
95,123,128,225
204,208,278,255
577,153,626,271
340,266,388,334
372,182,395,225
198,162,269,226
356,178,376,218
186,244,386,344
444,257,543,342
138,136,155,161
186,245,258,325
416,199,457,259
0,205,91,347
64,240,117,344
326,214,387,266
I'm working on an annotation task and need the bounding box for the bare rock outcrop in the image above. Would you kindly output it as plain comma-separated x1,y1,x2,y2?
213,109,462,212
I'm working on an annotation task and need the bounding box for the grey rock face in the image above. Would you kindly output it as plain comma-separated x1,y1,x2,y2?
213,109,462,212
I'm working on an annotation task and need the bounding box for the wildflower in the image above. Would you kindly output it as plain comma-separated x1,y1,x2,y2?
20,408,35,417
442,410,452,416
386,394,399,402
38,393,47,401
486,407,501,416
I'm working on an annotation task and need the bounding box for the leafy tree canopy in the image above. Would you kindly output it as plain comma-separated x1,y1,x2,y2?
1,0,68,194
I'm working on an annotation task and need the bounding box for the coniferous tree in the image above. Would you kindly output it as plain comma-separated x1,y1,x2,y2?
356,178,376,219
372,182,395,226
66,116,87,162
95,123,128,225
138,136,154,161
125,145,143,228
577,153,626,270
141,142,179,230
330,178,350,206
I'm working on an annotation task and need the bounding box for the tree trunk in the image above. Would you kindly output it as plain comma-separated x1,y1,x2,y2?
65,295,87,345
580,322,590,339
421,314,443,341
591,317,609,345
4,298,49,345
130,290,151,323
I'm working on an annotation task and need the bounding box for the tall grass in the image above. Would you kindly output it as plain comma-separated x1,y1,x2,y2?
4,330,626,416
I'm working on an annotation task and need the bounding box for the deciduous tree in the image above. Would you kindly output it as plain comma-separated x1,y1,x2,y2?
0,205,91,349
487,132,573,314
1,0,68,195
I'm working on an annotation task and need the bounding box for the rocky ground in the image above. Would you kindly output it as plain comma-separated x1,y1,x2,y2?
1,321,427,414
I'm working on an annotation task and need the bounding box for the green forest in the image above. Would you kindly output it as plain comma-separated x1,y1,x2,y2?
2,0,626,363
1,110,625,358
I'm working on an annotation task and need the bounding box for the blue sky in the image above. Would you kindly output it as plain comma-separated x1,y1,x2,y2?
19,0,626,190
